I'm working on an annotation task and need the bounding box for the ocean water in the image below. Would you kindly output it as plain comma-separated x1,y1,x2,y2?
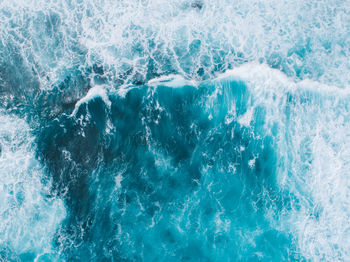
0,0,350,261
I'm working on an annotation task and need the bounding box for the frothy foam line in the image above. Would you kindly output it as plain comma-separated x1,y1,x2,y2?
71,85,111,116
148,74,198,87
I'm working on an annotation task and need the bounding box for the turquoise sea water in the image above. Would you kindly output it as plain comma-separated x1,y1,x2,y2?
0,1,350,261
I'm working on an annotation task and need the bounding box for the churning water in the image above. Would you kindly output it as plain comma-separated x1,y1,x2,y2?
0,0,349,261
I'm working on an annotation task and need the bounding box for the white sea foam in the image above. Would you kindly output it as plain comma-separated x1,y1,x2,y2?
71,85,111,116
237,108,254,127
148,74,197,87
1,0,349,90
0,113,66,258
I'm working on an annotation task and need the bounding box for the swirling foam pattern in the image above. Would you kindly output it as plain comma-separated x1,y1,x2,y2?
0,113,65,261
0,0,349,261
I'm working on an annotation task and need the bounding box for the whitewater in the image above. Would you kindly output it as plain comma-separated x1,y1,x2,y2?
0,0,349,261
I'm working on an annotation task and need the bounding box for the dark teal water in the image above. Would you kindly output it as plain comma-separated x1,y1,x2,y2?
36,79,297,261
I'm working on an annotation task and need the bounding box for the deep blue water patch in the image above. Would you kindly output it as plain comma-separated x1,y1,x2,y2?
34,79,302,261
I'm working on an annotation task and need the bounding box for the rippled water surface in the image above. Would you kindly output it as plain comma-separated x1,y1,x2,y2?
0,0,349,261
